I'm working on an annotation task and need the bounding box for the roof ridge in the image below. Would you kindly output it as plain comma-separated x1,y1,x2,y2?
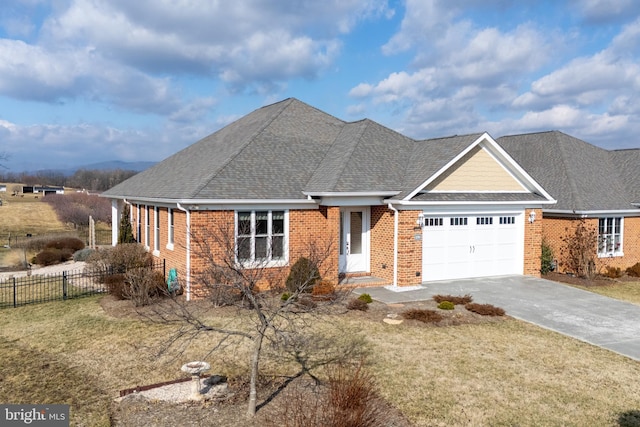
189,99,294,197
553,132,585,210
306,120,368,191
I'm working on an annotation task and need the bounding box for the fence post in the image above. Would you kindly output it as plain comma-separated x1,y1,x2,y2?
63,271,68,300
13,277,17,308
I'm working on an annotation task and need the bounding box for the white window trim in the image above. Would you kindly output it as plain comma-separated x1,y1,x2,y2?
166,208,174,250
235,210,289,268
598,217,624,258
153,206,160,256
144,205,150,249
136,205,141,243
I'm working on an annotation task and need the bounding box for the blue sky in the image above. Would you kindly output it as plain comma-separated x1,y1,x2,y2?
1,0,640,171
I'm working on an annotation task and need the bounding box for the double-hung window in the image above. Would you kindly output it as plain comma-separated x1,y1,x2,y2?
144,205,150,248
598,217,623,256
237,210,287,265
153,206,160,253
167,208,174,250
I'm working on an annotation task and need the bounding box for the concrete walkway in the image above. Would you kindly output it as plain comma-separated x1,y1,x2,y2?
353,275,640,362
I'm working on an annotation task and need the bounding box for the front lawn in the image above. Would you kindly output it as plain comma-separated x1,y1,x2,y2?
545,272,640,305
0,295,639,426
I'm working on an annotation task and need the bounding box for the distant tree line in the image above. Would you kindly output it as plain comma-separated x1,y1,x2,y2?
0,168,138,191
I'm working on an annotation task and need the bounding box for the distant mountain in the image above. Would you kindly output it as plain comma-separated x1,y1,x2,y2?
75,160,156,172
19,161,157,177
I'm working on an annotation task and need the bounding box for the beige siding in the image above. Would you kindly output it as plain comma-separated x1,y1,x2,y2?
427,146,526,191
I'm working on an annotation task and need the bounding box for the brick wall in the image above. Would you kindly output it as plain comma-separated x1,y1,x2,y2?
370,206,394,283
289,207,340,284
543,215,640,274
523,208,543,277
397,210,422,287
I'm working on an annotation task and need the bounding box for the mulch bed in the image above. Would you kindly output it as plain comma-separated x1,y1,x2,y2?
544,271,638,287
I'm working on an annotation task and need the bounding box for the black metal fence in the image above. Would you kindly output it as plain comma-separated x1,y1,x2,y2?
0,260,165,309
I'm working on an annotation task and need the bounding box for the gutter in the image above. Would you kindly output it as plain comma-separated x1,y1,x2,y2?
387,203,399,288
544,209,640,217
176,203,191,301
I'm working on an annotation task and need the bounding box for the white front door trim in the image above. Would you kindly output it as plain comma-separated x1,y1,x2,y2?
339,207,370,273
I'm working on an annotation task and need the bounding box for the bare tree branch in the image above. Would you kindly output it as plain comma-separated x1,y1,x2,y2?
143,216,361,417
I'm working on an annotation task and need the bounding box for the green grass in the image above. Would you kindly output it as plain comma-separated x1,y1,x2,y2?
0,296,639,426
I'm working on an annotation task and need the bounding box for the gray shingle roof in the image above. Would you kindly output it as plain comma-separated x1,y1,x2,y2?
103,98,550,205
610,149,640,205
103,99,344,200
497,131,637,211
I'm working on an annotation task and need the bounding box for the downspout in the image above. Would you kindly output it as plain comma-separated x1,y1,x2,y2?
387,203,399,288
176,203,191,301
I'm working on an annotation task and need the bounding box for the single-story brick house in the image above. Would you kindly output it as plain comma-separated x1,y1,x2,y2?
102,98,561,299
498,131,640,274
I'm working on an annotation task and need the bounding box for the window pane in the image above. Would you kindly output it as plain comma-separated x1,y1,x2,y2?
256,211,268,235
255,237,268,260
238,212,251,236
339,212,344,255
615,218,621,233
272,236,283,259
350,212,362,255
237,236,251,261
272,211,284,234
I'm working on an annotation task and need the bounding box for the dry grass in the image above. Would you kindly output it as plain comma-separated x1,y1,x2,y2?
0,295,639,426
567,281,640,306
0,195,70,236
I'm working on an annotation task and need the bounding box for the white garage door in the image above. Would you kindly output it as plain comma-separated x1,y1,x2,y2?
422,212,523,281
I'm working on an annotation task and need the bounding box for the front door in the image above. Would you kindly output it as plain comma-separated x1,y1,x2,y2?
339,207,369,273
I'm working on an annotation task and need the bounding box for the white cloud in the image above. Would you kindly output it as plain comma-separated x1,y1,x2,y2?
40,0,389,86
572,0,640,24
351,1,553,138
0,118,201,171
0,39,183,114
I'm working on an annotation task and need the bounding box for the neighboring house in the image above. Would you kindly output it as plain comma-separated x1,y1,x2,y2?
498,131,640,273
102,98,555,299
0,185,6,192
34,186,65,195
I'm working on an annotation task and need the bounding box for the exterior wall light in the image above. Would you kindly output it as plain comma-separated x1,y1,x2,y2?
528,210,536,223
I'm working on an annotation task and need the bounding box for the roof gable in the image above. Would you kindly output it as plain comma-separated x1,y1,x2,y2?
403,133,552,203
426,145,526,192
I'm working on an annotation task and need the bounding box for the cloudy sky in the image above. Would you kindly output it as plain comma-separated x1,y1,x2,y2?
1,0,640,171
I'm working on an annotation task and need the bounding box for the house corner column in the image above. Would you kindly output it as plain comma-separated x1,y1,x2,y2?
325,206,341,284
111,199,120,246
524,208,543,277
397,210,422,287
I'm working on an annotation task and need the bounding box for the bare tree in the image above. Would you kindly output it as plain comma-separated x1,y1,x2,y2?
150,218,364,417
0,152,8,170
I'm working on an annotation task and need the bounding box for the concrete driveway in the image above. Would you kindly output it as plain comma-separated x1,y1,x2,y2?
354,275,640,361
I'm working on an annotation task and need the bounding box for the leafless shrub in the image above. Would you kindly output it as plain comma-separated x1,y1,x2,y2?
347,298,369,311
432,294,473,305
464,303,505,316
123,268,167,307
401,308,443,323
560,219,598,279
269,359,387,427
